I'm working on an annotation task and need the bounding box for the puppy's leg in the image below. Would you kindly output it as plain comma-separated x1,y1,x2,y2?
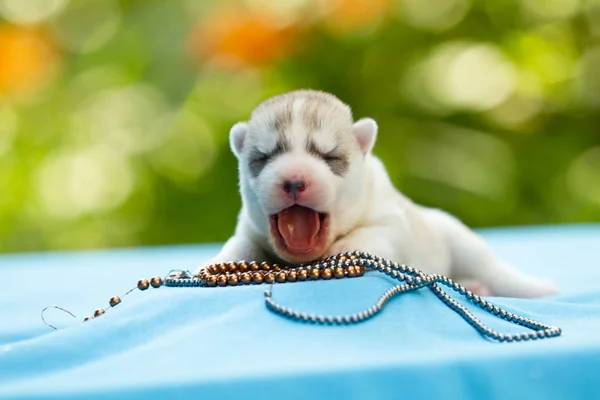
423,208,559,298
193,235,267,274
326,225,402,262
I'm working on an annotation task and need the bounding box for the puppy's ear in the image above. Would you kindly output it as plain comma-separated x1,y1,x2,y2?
353,118,378,155
229,122,248,158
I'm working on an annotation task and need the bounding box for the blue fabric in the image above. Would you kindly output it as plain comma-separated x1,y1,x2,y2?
1,224,599,399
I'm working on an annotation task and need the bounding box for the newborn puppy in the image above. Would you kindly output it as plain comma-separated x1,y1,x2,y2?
196,90,558,298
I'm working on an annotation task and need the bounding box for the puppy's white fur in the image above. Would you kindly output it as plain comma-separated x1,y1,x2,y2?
197,90,558,298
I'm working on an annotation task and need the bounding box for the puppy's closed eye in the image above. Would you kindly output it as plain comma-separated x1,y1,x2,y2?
306,141,349,177
252,152,270,164
323,152,349,176
324,152,342,162
249,151,272,177
248,139,291,177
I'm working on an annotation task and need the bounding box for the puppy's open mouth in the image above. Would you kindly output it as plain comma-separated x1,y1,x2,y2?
269,205,330,258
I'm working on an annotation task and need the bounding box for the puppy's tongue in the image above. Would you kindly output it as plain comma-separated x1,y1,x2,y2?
277,205,320,250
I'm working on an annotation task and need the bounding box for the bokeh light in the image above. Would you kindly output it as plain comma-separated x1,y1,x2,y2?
0,24,59,96
406,42,517,112
566,147,600,206
323,0,392,34
396,0,470,32
485,94,544,130
189,6,299,68
51,0,121,54
69,83,168,154
0,0,67,24
34,146,135,219
148,110,217,184
521,0,581,21
577,46,600,108
405,125,516,199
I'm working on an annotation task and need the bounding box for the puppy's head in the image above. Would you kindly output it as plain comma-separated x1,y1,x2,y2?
230,90,377,264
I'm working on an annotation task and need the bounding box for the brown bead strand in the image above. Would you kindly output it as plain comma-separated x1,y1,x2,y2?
82,275,167,322
82,259,365,322
177,260,364,289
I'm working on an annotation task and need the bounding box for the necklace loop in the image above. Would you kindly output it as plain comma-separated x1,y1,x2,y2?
41,305,77,331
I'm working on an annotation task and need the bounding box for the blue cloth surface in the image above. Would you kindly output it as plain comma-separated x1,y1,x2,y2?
1,224,599,399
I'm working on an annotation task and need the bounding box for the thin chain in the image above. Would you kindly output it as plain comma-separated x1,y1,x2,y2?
70,252,561,343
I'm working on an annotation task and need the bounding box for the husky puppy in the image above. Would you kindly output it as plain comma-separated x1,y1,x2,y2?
196,90,558,298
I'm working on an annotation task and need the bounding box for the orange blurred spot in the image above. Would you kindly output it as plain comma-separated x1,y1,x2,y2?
189,8,299,68
0,24,59,96
324,0,392,33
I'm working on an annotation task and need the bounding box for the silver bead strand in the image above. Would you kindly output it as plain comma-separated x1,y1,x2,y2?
264,253,561,342
168,253,561,343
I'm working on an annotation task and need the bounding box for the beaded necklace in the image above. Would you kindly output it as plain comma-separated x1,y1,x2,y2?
69,252,561,343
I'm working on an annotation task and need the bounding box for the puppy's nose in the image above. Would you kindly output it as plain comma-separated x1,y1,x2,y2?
282,179,307,194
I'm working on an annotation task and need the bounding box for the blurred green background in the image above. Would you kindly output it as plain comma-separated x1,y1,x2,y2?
0,0,599,254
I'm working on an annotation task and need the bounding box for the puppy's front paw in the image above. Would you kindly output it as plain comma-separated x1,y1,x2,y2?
489,274,560,298
458,279,492,297
521,277,560,298
325,241,355,258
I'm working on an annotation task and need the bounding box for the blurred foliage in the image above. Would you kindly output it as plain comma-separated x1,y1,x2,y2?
0,0,599,253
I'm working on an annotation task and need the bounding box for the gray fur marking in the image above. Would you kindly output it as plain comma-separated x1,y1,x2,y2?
301,94,324,133
248,138,290,178
271,105,293,134
306,139,349,177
